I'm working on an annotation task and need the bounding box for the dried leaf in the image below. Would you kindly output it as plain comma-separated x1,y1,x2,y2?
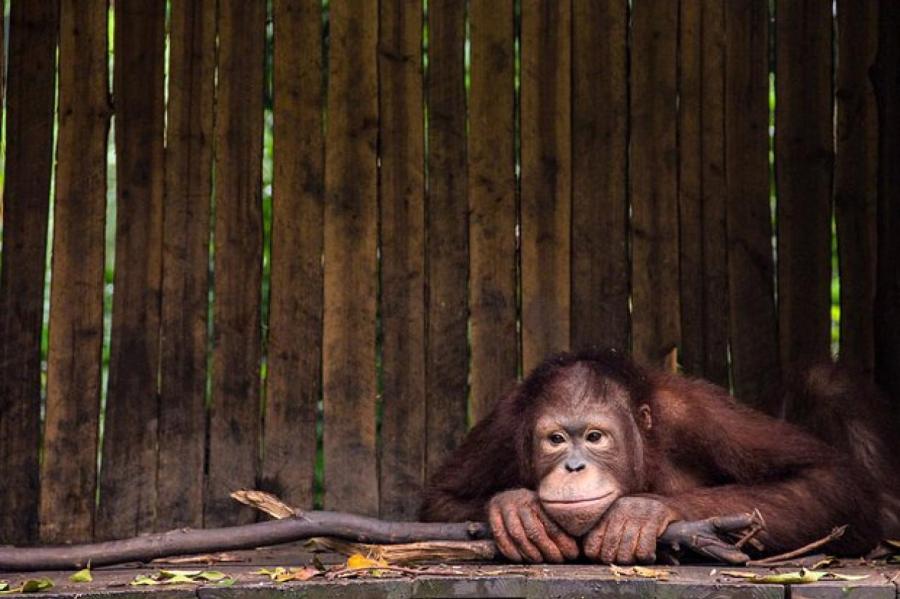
253,566,318,583
253,567,287,581
748,570,827,584
633,566,671,579
0,583,8,592
130,575,162,586
217,578,236,587
347,553,388,570
884,539,900,549
16,578,53,593
720,571,758,579
810,557,836,570
285,568,319,582
130,570,234,587
69,568,93,583
159,569,202,578
609,565,669,580
830,573,868,581
722,568,862,585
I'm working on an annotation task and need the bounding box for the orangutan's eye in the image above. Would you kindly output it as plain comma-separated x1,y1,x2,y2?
586,430,604,443
549,433,566,445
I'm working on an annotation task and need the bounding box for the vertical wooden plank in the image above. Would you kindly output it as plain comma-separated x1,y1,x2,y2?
323,0,379,515
776,0,833,371
835,0,877,376
158,0,216,531
96,0,166,540
571,0,628,353
630,0,679,365
678,0,728,385
425,0,468,480
378,0,426,520
468,0,516,421
520,0,571,373
0,0,58,545
724,0,780,411
874,0,900,418
0,0,4,117
41,0,110,543
206,0,266,527
262,0,323,511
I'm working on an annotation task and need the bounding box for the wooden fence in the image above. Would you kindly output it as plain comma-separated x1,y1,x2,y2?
0,0,898,545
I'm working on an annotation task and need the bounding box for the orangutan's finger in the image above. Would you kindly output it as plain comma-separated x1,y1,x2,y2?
488,503,523,562
536,510,580,561
616,521,643,565
518,507,564,563
583,516,610,561
600,513,628,564
501,505,542,563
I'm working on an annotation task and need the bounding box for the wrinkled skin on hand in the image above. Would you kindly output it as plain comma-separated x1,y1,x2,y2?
582,496,681,564
488,488,581,563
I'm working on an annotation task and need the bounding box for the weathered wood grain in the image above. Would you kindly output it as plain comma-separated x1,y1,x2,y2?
97,0,166,540
206,0,266,527
835,0,877,376
776,0,833,371
678,0,728,386
0,0,58,545
630,0,680,365
571,0,629,353
262,0,323,512
520,0,571,373
425,0,469,480
874,0,900,419
468,0,517,422
42,0,110,543
158,0,217,531
724,0,780,412
323,0,379,515
378,0,426,520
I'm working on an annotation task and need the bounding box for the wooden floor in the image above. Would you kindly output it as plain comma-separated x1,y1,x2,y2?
1,545,897,599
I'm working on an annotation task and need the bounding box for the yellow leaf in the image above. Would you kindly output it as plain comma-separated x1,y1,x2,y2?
346,553,388,570
69,569,93,583
20,579,55,593
254,567,287,581
632,566,671,579
722,569,827,584
884,539,900,549
159,570,201,579
130,575,161,586
720,571,758,579
608,565,670,580
196,571,227,582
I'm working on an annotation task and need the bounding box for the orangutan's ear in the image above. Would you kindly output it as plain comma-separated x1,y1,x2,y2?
637,404,653,431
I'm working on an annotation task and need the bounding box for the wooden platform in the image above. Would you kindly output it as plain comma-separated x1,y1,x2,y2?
2,546,897,599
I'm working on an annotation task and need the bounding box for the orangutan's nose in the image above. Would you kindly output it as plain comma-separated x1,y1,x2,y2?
565,459,586,473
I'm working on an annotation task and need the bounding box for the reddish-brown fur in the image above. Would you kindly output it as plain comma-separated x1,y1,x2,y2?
421,349,887,558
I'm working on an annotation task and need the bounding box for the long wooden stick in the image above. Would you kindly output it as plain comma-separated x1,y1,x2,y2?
0,513,490,571
0,494,757,571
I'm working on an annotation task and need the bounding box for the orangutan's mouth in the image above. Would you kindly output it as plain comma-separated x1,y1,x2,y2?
541,492,614,506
